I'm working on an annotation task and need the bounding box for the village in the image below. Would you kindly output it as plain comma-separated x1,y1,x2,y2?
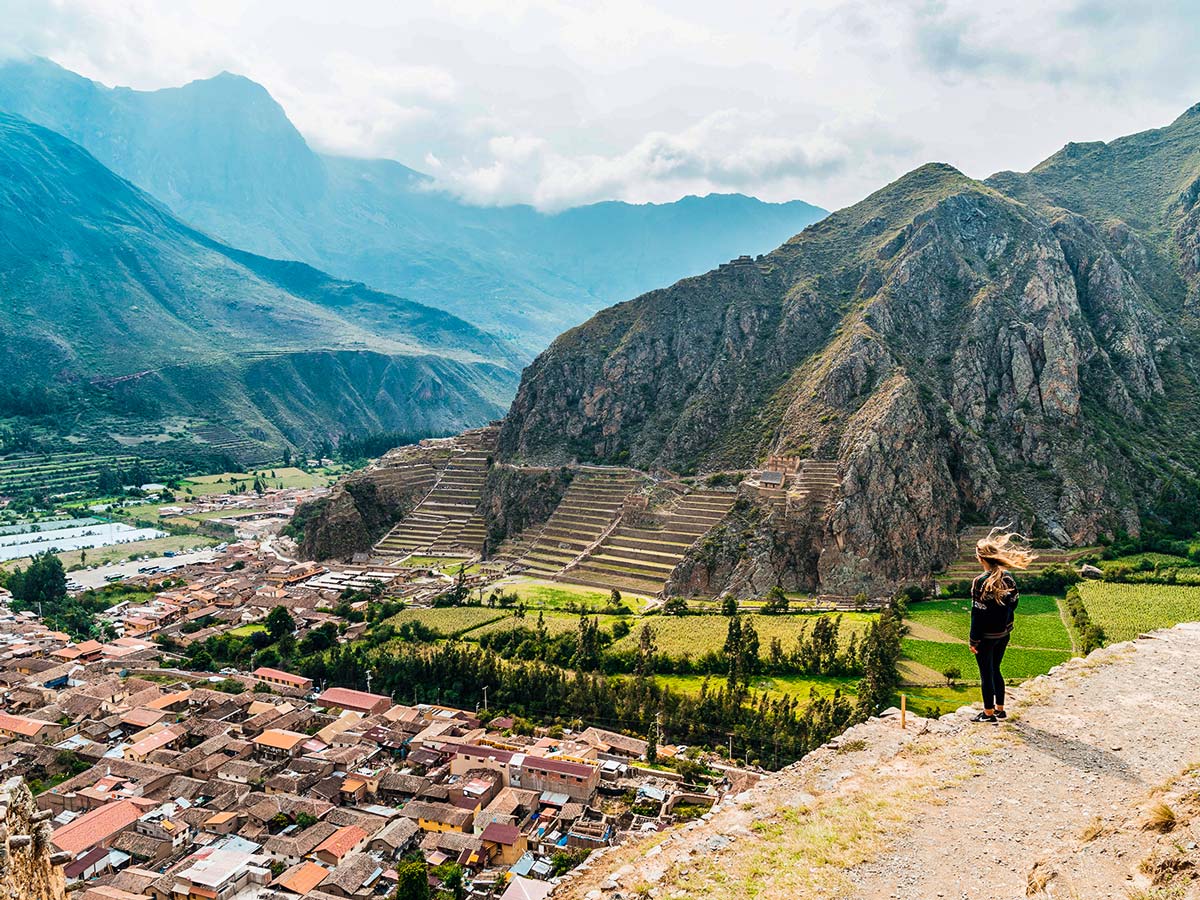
0,535,761,900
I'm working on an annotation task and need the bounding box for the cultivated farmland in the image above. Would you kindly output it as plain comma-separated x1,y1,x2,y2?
1076,582,1200,643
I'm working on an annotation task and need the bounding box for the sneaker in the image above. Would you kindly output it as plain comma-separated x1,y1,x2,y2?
970,711,997,723
994,709,1007,720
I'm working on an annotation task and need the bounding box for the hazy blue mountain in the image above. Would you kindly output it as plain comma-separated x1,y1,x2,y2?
0,57,827,349
0,111,520,460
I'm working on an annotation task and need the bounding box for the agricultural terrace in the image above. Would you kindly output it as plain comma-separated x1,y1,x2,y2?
1075,582,1200,643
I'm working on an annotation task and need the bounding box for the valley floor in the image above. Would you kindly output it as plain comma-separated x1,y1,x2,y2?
550,623,1200,899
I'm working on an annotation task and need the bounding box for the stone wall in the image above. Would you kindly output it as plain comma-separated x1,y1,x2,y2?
0,777,66,900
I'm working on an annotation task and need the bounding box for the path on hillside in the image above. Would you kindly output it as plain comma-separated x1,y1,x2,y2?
847,622,1200,900
552,624,1200,900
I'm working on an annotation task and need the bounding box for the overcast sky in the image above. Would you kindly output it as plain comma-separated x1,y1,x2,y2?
4,0,1200,212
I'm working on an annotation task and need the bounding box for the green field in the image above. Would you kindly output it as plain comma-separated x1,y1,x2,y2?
656,673,857,701
489,577,653,612
1076,582,1200,643
900,594,1074,687
902,639,1071,681
386,607,510,638
229,623,267,637
610,612,877,660
180,467,339,497
906,595,1072,650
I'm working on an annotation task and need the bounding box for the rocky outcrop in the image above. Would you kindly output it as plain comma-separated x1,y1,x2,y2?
294,446,452,560
500,114,1200,593
665,493,823,597
0,777,65,900
478,464,574,556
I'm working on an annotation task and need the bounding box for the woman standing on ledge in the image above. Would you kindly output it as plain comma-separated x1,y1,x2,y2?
970,531,1036,723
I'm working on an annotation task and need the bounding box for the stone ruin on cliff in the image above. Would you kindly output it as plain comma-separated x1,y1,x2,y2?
0,776,66,900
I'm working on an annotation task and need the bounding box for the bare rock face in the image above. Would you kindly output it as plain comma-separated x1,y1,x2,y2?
479,465,574,554
294,447,451,560
499,113,1200,594
666,494,823,597
0,777,65,900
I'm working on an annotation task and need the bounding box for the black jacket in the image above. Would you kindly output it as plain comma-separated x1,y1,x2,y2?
970,572,1019,647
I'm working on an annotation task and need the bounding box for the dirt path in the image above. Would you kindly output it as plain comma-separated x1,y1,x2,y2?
849,622,1200,899
552,623,1200,900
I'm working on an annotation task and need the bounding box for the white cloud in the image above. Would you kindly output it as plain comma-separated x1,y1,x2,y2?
1,0,1199,211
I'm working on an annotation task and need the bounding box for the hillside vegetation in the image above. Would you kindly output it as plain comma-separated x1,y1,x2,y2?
500,104,1200,595
0,112,520,459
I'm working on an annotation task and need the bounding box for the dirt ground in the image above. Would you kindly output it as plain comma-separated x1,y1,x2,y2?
552,623,1200,900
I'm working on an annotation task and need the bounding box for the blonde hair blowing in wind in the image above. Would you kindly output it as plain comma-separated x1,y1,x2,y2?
975,529,1037,603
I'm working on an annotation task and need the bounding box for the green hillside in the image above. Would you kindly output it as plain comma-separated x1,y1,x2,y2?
0,112,520,460
0,57,826,350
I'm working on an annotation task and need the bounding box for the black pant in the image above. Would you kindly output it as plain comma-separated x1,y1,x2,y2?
975,634,1010,709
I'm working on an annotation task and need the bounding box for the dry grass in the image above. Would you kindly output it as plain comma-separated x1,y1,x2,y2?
1143,803,1177,834
1026,860,1055,895
1079,816,1107,843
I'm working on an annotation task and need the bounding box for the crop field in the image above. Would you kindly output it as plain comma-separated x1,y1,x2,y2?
465,610,582,638
900,594,1074,685
1076,582,1200,643
901,639,1071,681
181,467,338,497
609,612,877,660
490,577,653,612
0,451,178,499
386,607,510,637
655,673,858,702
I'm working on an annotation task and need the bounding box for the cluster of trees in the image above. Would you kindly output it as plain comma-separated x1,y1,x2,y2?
3,552,120,640
299,601,906,769
474,609,865,681
169,590,405,672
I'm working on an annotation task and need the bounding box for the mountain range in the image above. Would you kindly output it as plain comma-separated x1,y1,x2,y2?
500,103,1200,592
0,112,520,461
0,57,827,350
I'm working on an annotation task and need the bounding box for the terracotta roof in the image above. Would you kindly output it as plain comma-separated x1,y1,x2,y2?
274,861,329,895
0,712,53,736
316,687,391,712
253,667,311,686
52,799,143,855
253,728,307,751
313,824,367,860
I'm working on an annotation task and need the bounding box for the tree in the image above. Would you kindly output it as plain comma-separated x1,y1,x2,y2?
573,616,602,672
721,595,738,616
607,589,622,609
265,606,295,642
634,624,657,679
942,665,962,687
762,586,789,614
646,709,659,764
662,596,689,616
8,551,67,611
393,859,430,900
855,604,906,718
